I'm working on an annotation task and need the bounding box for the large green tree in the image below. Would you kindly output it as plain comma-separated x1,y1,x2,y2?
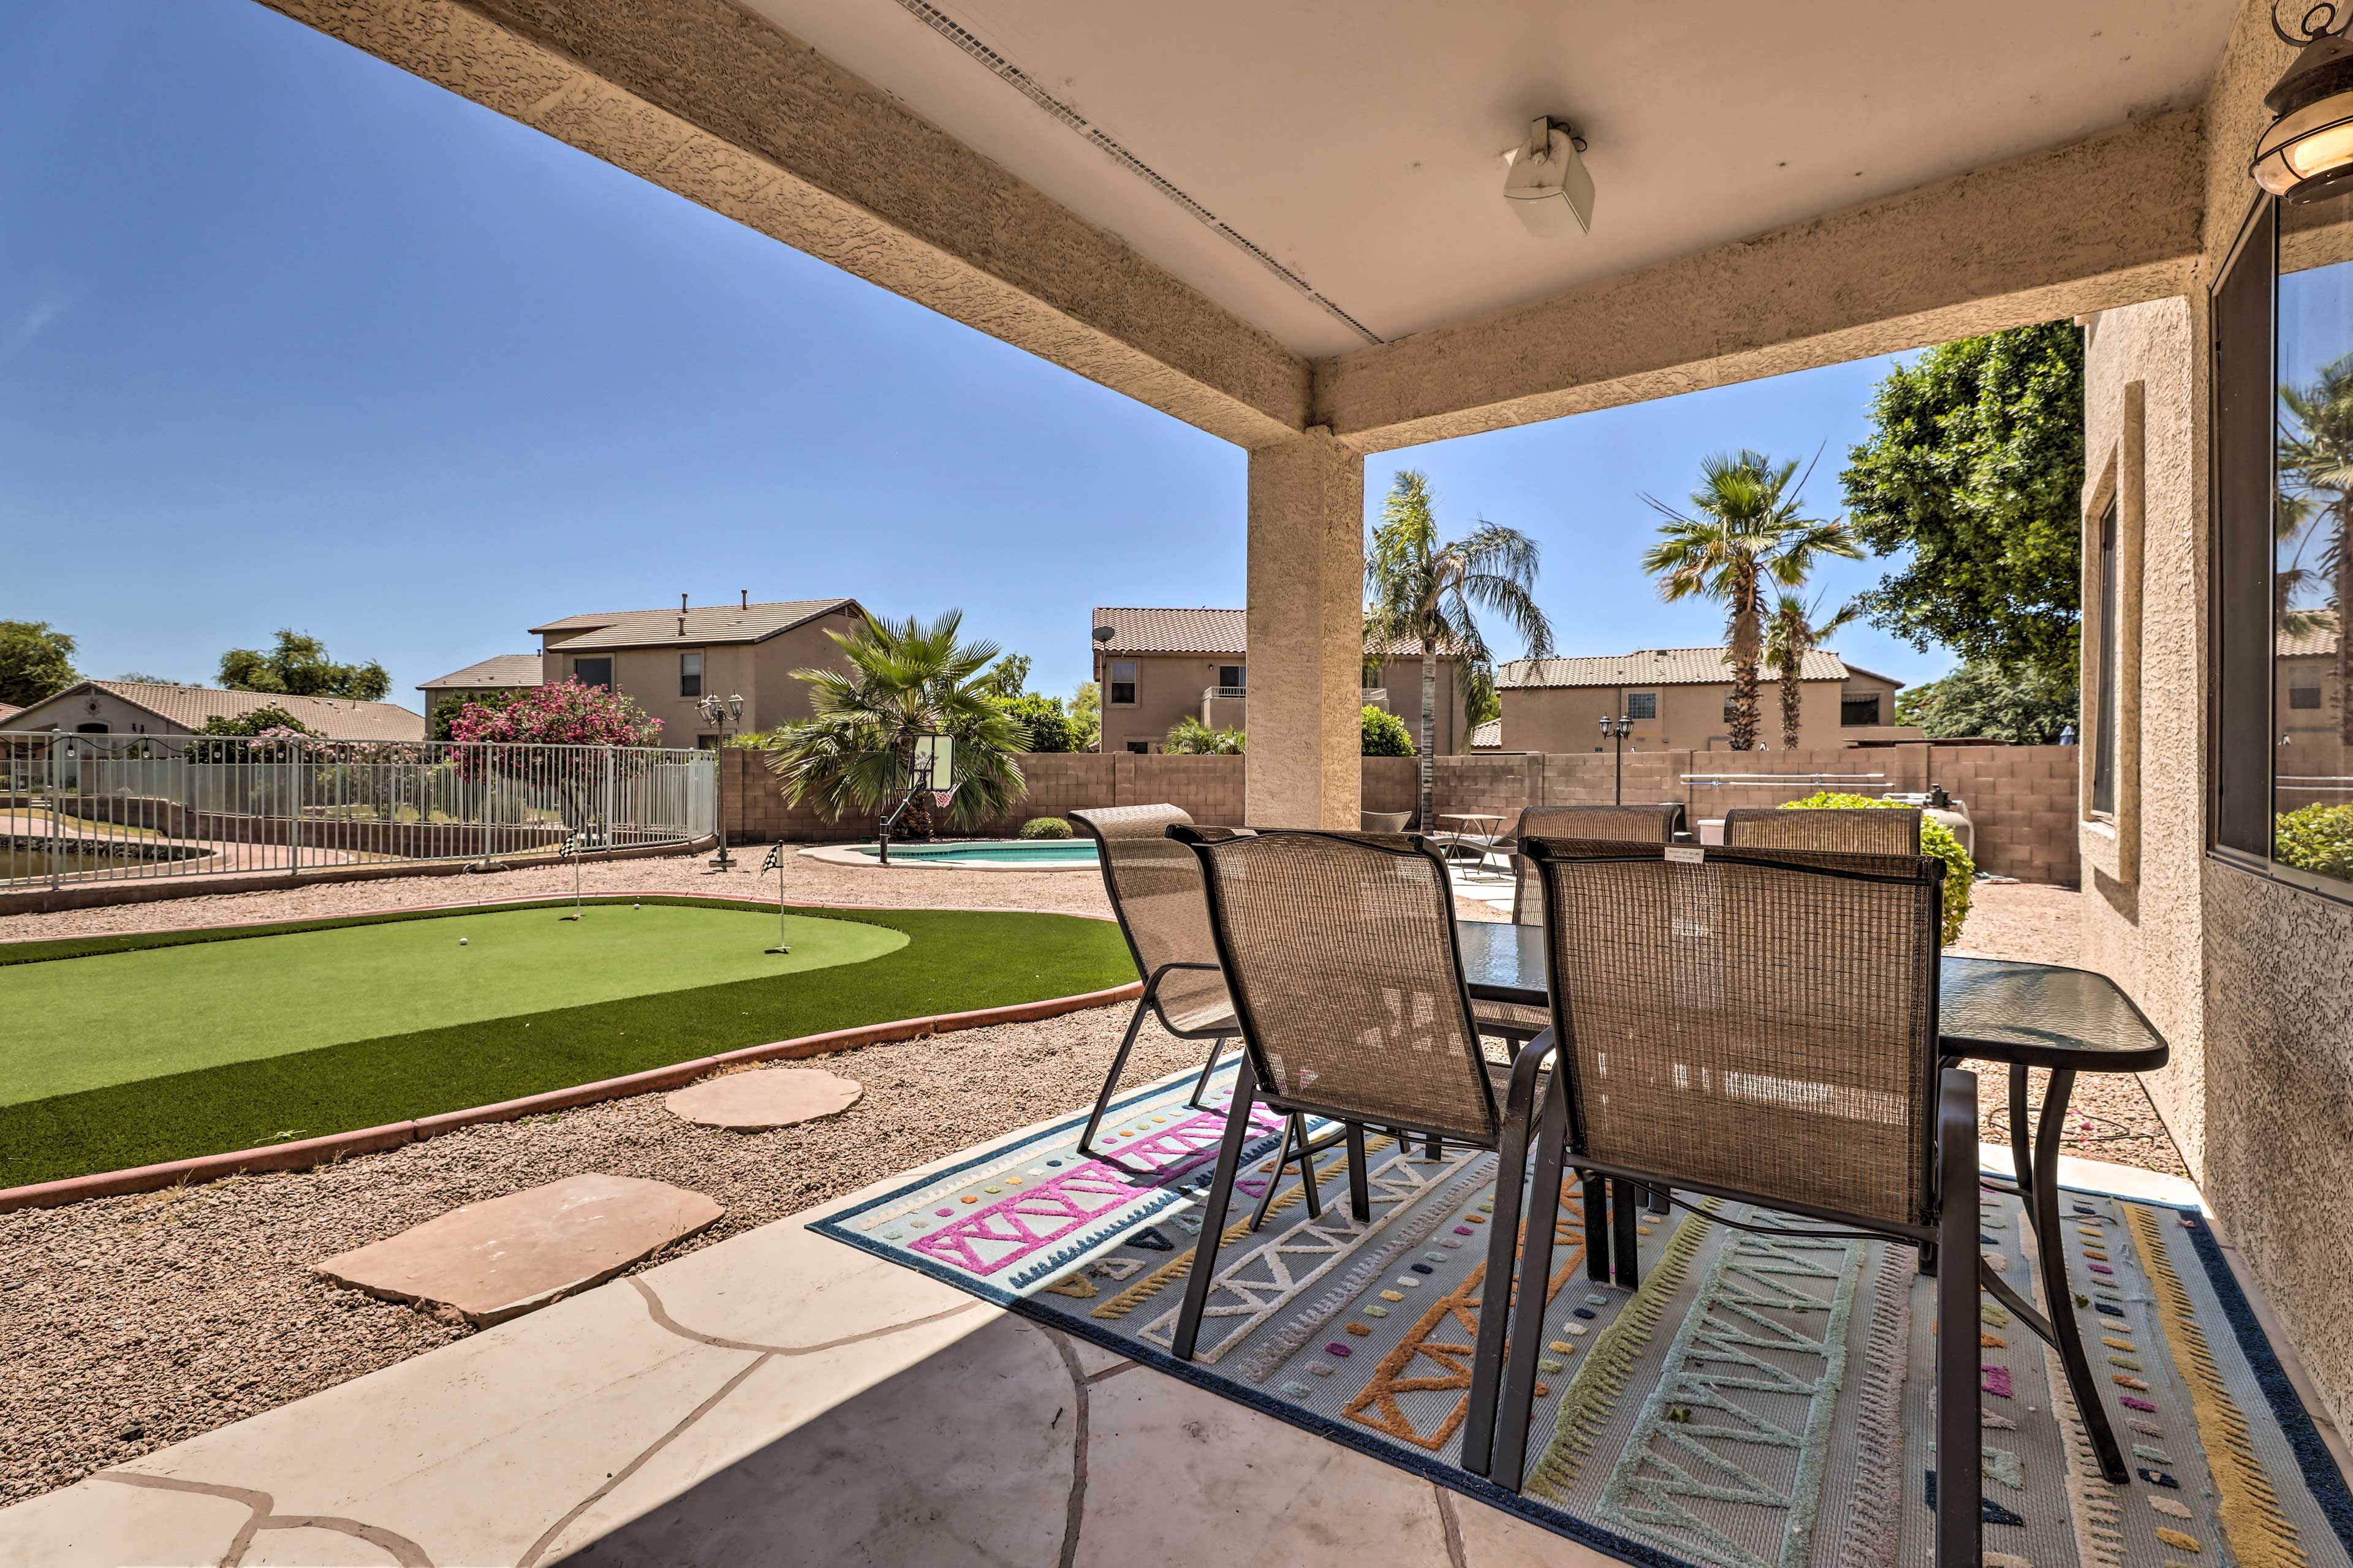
762,610,1026,838
1365,469,1553,827
1894,657,2077,744
1641,451,1858,750
1841,322,2085,671
0,621,78,709
218,629,391,702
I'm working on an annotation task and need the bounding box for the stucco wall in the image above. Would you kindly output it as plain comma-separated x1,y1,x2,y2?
2073,0,2353,1433
1500,677,1892,754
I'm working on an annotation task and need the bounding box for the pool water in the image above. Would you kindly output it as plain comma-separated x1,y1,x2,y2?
855,839,1099,866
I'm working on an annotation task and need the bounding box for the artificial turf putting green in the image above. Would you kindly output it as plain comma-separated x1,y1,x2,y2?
0,905,907,1106
0,897,1135,1189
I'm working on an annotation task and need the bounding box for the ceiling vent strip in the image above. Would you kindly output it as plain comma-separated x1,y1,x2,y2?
889,0,1383,346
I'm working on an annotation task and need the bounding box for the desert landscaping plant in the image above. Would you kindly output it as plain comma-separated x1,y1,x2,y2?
1018,816,1074,839
1165,716,1245,754
2274,802,2353,881
762,610,1027,839
1360,704,1413,756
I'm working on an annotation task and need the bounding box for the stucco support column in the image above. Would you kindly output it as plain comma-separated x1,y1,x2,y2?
1246,429,1363,829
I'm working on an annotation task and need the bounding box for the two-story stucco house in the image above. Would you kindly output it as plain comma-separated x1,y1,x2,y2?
1089,606,1469,755
1494,646,1914,752
521,594,871,746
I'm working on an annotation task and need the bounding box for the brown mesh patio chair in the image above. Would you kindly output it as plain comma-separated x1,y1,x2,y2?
1496,838,1983,1564
1167,827,1559,1485
1479,804,1687,1043
1721,803,1921,855
1069,806,1243,1158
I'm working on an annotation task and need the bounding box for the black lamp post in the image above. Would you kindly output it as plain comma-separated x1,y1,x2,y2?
699,691,745,870
1598,712,1634,804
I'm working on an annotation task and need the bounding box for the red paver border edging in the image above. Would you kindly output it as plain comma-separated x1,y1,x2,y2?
0,979,1142,1214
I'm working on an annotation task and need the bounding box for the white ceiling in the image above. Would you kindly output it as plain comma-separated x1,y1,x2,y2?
740,0,2239,357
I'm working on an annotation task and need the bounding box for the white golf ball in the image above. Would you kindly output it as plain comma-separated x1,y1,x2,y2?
458,937,469,946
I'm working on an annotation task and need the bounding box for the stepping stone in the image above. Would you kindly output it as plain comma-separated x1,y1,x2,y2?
313,1173,721,1325
665,1067,863,1130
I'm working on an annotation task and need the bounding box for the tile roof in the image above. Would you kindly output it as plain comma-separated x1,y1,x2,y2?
1469,718,1502,748
2279,621,2341,657
0,702,19,724
1090,607,1459,657
1499,646,1852,689
419,654,545,690
13,682,425,740
530,598,860,650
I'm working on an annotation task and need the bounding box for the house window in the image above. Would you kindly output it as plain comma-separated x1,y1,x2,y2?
1842,695,1882,727
1624,691,1658,721
2091,501,2121,817
680,651,702,699
1125,740,1151,755
1217,664,1246,691
695,733,721,751
573,657,613,689
2212,193,2353,898
75,722,108,734
1108,661,1137,705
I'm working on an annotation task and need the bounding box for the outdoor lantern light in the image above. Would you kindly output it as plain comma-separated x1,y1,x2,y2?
2253,5,2353,201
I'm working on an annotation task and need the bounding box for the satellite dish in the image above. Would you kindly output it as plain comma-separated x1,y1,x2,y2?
1092,626,1116,643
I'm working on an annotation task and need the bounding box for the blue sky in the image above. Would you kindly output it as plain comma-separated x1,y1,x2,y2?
1,0,1946,714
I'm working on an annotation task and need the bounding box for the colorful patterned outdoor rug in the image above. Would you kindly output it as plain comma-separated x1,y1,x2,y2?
811,1064,2353,1568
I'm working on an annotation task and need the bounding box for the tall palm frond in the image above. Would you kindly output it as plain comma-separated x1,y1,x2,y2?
1639,449,1860,749
1765,592,1863,749
1365,470,1555,827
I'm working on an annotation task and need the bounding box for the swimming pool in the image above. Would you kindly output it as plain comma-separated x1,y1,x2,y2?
800,839,1101,872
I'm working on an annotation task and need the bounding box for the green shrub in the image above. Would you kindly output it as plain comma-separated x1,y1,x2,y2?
2275,803,2353,881
1018,816,1074,841
1360,705,1413,757
1165,718,1245,755
1779,790,1974,945
1001,694,1078,754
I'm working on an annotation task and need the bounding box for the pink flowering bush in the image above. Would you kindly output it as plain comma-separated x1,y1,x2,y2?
450,679,662,749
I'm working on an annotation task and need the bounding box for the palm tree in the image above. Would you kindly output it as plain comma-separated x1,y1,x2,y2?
1364,470,1554,829
1165,717,1245,754
2277,353,2353,743
1765,592,1862,749
762,610,1027,839
1639,450,1859,749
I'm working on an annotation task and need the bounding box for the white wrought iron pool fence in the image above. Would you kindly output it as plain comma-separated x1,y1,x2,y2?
0,732,715,891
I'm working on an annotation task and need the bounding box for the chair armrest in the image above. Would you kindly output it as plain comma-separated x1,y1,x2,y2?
1937,1065,1979,1216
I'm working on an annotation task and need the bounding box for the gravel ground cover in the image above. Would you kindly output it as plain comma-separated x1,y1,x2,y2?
0,866,2184,1506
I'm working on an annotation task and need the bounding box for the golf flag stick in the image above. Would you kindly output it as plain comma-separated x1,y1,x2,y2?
762,843,790,953
559,830,585,920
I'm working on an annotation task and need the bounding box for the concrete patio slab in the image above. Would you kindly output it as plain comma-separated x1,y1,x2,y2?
664,1066,862,1131
312,1173,721,1325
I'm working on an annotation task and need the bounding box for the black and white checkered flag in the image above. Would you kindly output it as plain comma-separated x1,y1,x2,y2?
759,843,784,875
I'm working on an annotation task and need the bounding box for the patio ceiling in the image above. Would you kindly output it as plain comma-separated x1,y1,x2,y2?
741,0,2237,357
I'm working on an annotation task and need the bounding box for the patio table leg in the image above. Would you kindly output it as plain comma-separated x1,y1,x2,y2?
1582,1172,1612,1282
2028,1067,2129,1483
1344,1123,1371,1222
1611,1179,1642,1289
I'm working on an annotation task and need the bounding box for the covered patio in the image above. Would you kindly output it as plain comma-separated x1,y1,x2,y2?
7,0,2353,1562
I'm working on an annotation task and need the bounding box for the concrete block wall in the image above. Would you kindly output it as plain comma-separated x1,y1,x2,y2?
721,743,2083,882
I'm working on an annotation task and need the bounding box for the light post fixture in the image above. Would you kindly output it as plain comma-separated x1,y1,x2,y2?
699,691,746,871
1598,712,1634,805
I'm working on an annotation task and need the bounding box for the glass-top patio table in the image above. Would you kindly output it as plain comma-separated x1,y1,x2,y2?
1454,919,2170,1485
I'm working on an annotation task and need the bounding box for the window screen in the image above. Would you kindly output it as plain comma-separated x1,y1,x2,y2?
1625,691,1658,720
